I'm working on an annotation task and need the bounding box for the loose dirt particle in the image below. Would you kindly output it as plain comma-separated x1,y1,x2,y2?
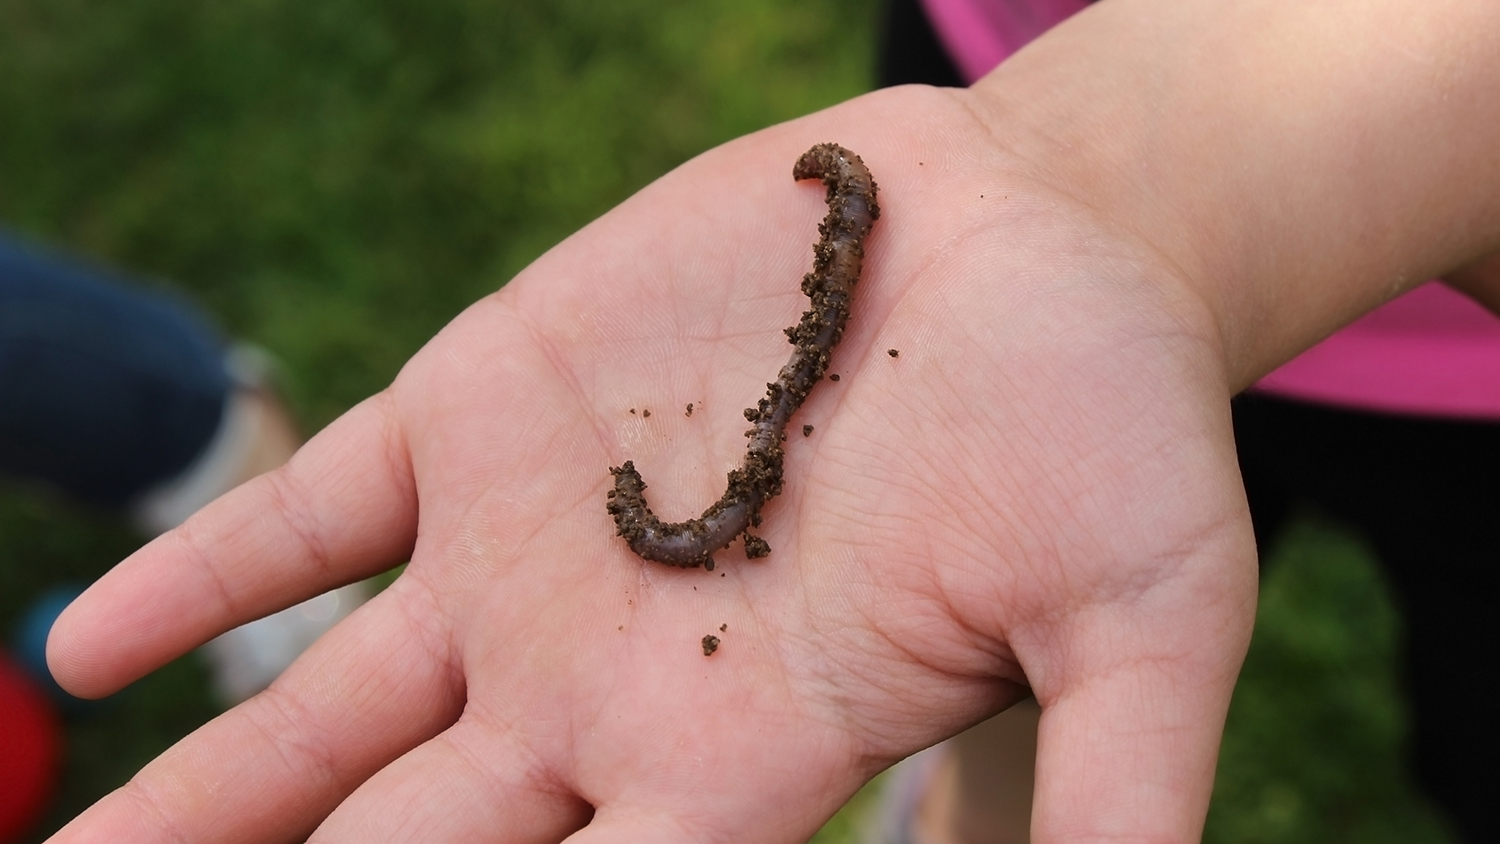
829,373,839,382
686,403,694,417
802,424,813,437
888,349,899,358
642,409,650,418
702,635,720,656
742,535,771,558
607,143,879,569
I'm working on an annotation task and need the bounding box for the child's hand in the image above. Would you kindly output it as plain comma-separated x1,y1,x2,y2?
45,85,1258,844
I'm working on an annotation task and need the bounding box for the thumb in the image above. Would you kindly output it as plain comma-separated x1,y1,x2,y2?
1029,553,1255,842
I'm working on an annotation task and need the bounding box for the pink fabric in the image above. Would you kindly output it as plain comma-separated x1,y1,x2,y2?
1258,283,1500,419
920,0,1500,419
921,0,1091,84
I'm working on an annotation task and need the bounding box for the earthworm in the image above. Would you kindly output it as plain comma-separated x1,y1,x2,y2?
606,143,879,569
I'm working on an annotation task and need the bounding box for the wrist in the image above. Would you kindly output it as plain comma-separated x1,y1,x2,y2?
961,0,1500,390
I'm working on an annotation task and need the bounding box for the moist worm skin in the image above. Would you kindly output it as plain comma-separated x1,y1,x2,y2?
606,143,880,569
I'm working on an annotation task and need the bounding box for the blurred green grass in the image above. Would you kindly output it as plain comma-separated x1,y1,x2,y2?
0,1,1459,842
1204,519,1455,844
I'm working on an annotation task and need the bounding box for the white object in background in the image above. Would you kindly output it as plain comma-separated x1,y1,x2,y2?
200,581,370,705
131,344,284,535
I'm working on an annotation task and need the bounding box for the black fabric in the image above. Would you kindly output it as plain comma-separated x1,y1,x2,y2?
877,0,966,88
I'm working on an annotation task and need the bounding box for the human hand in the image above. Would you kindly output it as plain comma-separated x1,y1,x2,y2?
46,85,1259,844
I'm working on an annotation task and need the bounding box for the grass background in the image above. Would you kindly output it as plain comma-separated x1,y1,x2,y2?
0,1,1461,841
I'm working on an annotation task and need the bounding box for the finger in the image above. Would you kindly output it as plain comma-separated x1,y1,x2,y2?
45,579,462,844
308,722,591,844
49,390,416,697
556,811,738,844
554,803,833,844
1028,561,1255,843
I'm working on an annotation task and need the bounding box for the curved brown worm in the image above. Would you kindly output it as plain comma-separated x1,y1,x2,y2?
606,143,880,570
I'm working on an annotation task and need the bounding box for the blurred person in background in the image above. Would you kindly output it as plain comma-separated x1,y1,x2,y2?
1,229,365,838
1,229,297,534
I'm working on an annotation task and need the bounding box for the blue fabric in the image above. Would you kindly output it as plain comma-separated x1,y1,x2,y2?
0,230,228,505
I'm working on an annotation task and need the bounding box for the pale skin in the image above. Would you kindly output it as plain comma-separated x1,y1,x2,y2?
43,1,1500,843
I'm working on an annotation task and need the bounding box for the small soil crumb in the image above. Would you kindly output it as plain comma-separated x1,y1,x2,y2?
829,373,840,382
742,534,771,558
888,349,899,358
702,634,720,656
802,424,813,437
719,623,728,632
629,408,636,414
642,409,651,418
686,403,694,417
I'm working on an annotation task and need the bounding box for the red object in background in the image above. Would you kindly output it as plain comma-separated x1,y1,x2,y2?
0,652,60,843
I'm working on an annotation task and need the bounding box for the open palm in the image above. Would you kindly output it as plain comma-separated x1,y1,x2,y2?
48,86,1258,844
